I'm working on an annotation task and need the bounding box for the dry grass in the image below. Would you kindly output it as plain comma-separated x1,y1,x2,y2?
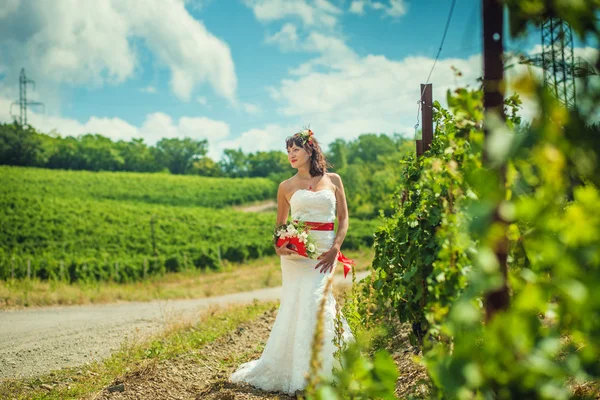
0,284,353,400
0,249,373,309
88,284,429,400
0,274,435,399
0,300,279,400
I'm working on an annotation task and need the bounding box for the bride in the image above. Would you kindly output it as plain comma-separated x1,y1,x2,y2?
229,129,355,396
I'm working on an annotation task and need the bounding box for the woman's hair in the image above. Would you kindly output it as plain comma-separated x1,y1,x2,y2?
285,130,330,177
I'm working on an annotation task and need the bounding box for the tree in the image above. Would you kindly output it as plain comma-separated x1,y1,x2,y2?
77,134,125,171
154,137,208,175
247,151,292,177
192,156,223,177
327,138,349,172
0,123,48,167
116,138,161,172
219,148,249,177
348,133,397,164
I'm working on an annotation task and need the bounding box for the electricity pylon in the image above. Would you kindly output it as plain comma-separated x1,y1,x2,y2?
10,68,44,126
519,18,597,108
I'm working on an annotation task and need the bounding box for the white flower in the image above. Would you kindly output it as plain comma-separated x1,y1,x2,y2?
298,232,308,243
307,243,316,253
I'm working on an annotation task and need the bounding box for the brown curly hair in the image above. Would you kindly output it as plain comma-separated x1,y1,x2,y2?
285,131,330,177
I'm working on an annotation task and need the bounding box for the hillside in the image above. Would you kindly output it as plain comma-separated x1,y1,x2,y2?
0,166,378,282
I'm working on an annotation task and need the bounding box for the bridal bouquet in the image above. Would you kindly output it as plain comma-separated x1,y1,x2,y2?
273,221,318,259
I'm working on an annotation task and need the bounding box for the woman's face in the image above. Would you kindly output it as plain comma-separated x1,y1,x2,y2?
287,144,310,168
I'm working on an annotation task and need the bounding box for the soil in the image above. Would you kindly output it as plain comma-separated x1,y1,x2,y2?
95,306,296,400
93,296,429,399
0,272,369,380
233,200,277,213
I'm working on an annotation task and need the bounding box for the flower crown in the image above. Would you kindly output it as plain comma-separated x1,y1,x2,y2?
295,129,314,146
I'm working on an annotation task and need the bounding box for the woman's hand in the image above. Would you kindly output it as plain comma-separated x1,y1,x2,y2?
275,240,298,256
315,246,339,274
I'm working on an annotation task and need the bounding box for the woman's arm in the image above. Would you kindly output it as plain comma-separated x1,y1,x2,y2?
315,173,348,273
330,173,348,252
275,181,290,225
274,181,296,256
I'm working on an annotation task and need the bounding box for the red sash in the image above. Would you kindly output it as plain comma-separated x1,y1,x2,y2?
292,220,355,278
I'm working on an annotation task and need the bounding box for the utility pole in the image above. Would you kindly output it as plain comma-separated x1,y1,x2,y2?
10,68,44,126
482,0,510,321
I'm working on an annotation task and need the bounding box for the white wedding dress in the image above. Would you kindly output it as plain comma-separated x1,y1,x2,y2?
229,189,355,395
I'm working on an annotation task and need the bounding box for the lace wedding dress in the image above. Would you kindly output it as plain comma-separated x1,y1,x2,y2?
229,189,355,395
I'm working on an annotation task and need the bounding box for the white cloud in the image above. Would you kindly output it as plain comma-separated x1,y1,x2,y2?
575,46,600,66
139,113,231,149
348,0,407,18
243,103,262,115
244,0,342,28
524,44,598,70
303,32,358,64
0,0,237,103
248,0,350,66
266,33,485,143
349,1,365,15
0,92,232,158
270,41,599,147
197,96,208,105
266,23,299,51
387,0,407,17
0,0,21,18
282,33,359,75
140,86,157,94
179,116,230,142
271,34,484,120
213,123,297,156
503,46,599,121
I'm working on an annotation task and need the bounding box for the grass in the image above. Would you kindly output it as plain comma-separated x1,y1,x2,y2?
0,300,279,400
0,248,374,309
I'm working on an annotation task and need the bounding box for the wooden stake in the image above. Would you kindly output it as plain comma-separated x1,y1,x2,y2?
421,83,434,152
482,0,510,321
416,140,424,157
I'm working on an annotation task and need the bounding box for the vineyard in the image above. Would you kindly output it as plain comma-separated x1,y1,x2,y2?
0,167,378,282
0,166,278,208
318,93,600,398
0,0,598,397
301,2,600,398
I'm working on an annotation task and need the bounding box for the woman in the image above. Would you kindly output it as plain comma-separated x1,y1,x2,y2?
229,129,355,396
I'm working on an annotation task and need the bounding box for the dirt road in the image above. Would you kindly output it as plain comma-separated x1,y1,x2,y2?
0,270,370,379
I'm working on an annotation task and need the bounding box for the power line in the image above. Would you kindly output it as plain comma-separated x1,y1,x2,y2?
414,0,457,137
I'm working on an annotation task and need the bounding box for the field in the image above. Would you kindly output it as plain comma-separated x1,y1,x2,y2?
1,165,277,208
0,166,378,283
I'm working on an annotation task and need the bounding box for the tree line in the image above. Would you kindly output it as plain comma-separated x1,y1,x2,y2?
0,122,294,179
0,122,413,218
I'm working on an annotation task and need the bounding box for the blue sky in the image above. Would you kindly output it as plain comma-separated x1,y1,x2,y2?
0,0,596,160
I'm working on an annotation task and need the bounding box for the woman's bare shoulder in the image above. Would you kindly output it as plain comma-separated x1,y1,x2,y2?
325,172,342,186
278,177,296,196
